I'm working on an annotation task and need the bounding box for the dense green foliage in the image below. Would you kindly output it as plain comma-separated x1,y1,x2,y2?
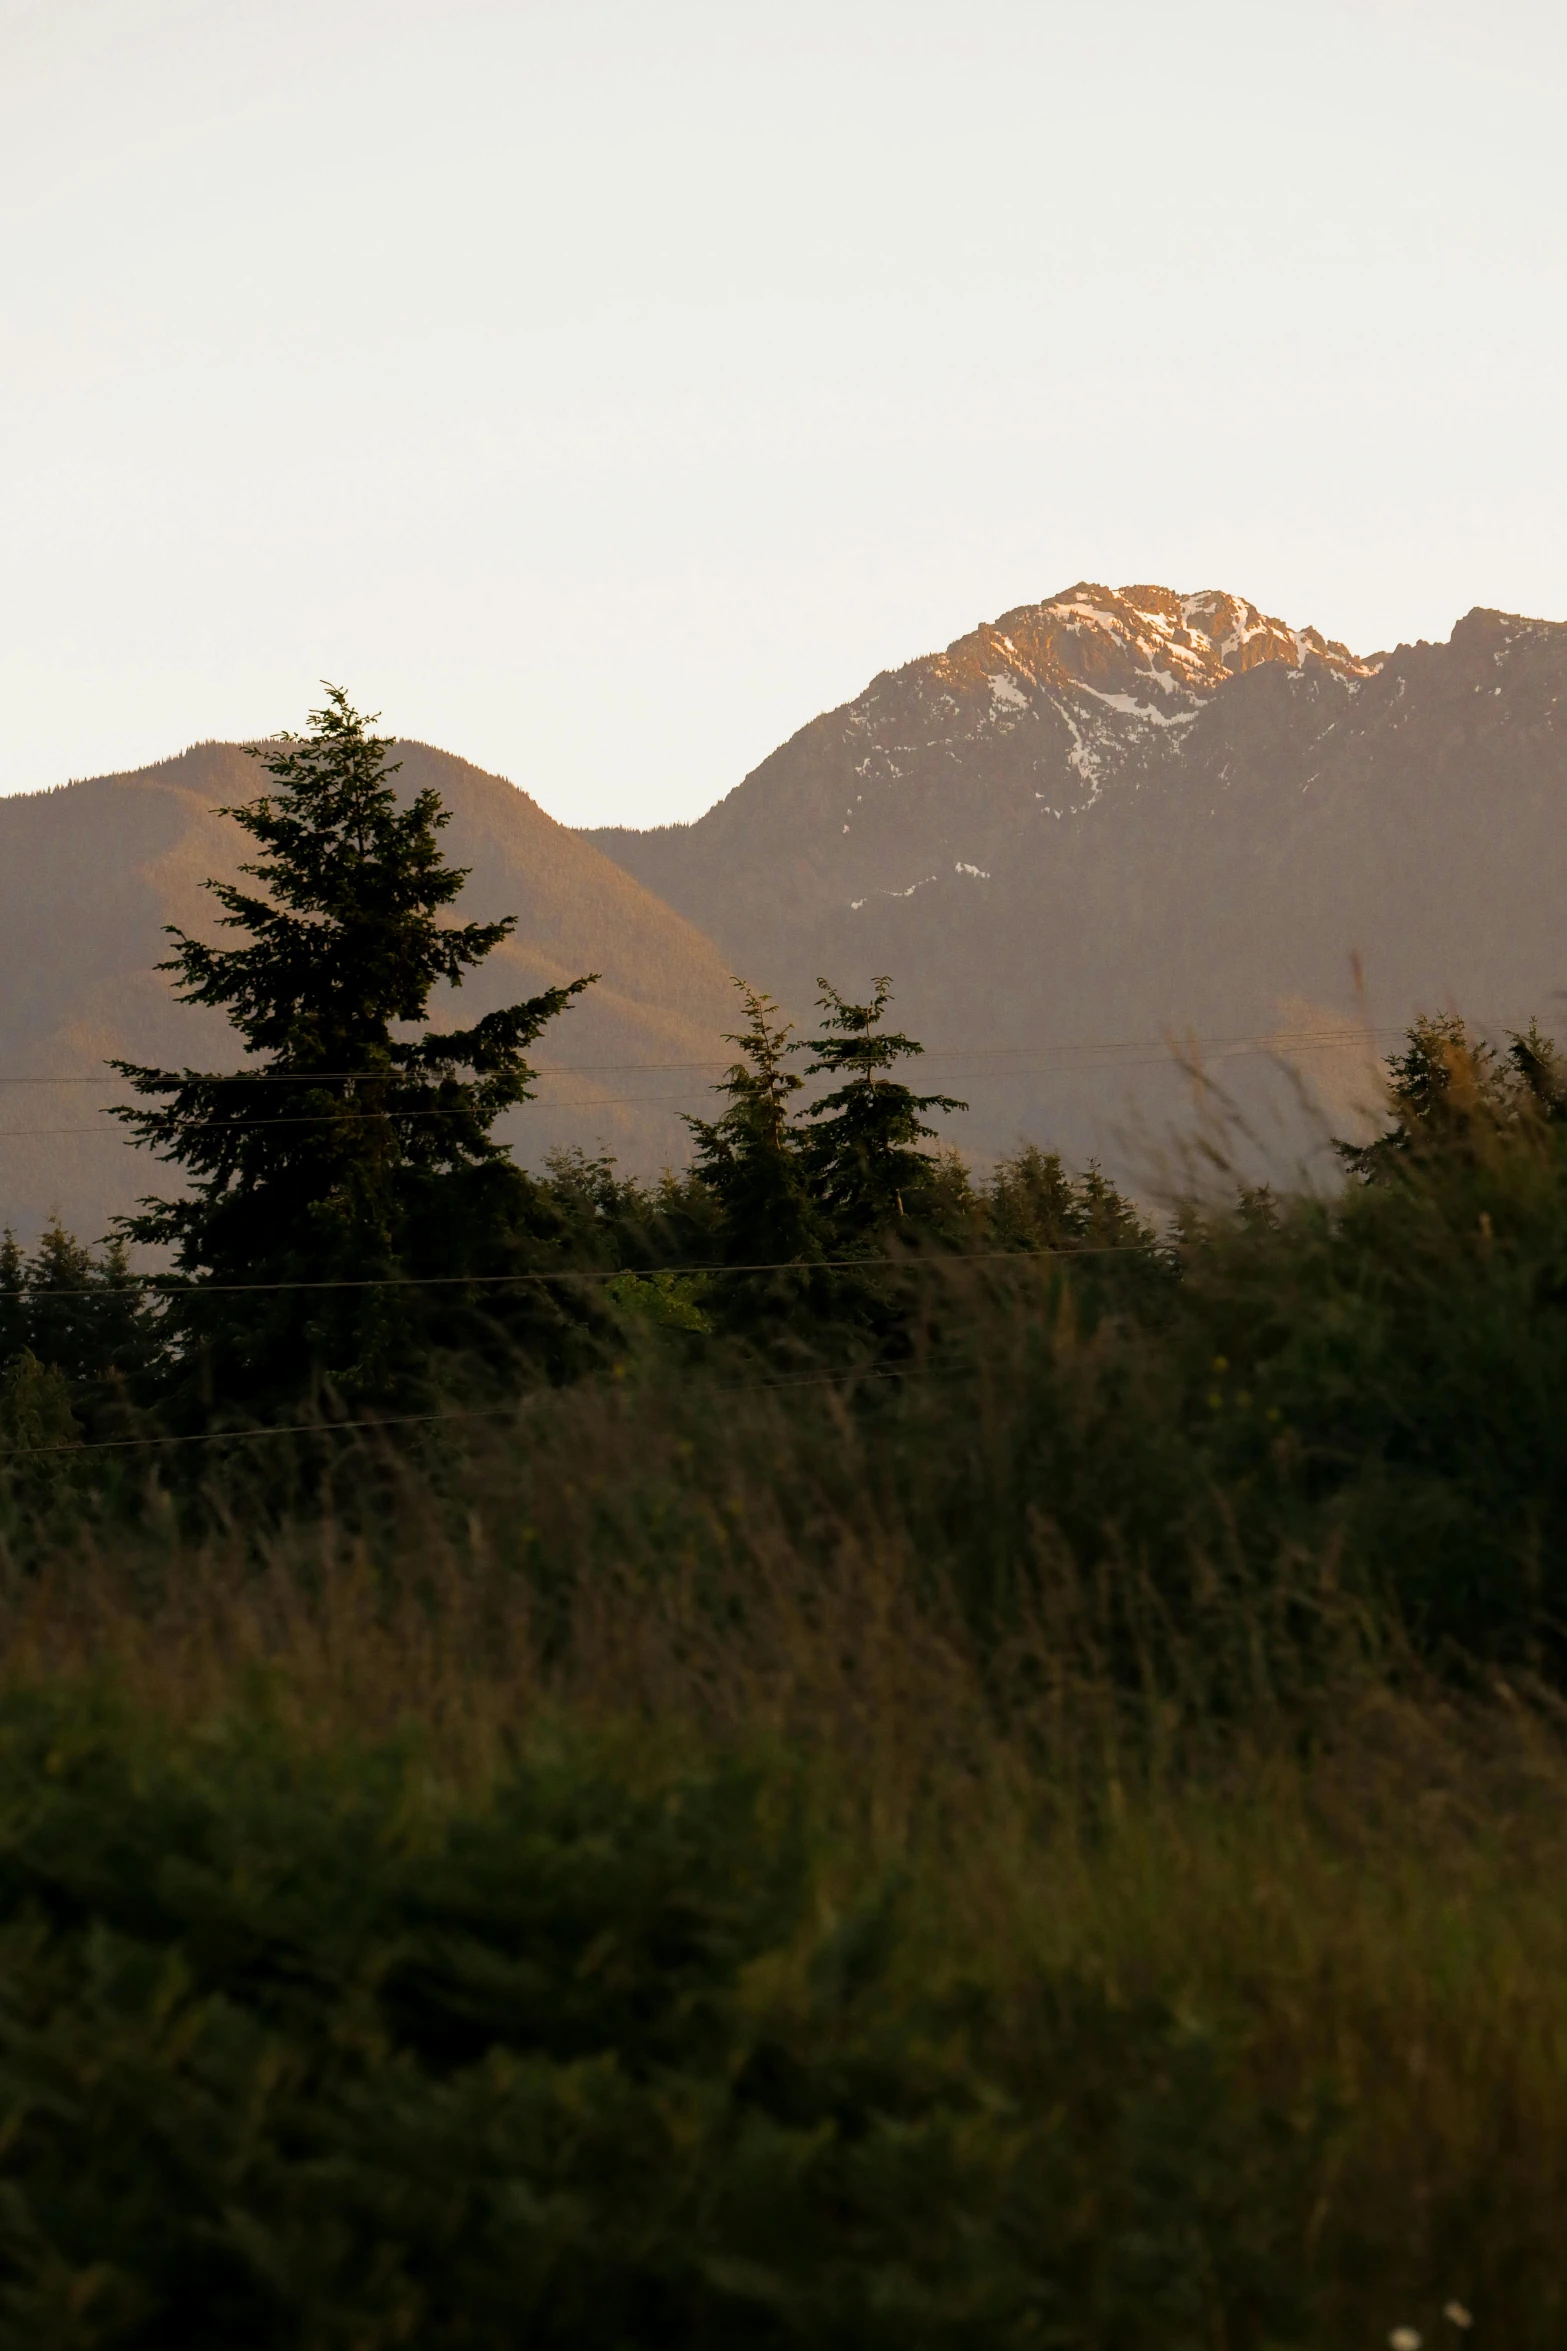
0,1224,158,1440
0,1525,1552,2349
0,1692,1338,2351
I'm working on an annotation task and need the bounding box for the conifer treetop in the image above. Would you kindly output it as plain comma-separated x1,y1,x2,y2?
165,684,533,1068
796,977,966,1240
799,977,964,1120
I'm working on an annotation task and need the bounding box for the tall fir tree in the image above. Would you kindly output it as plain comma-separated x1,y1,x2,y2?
683,983,823,1334
113,688,594,1413
797,978,965,1247
685,983,819,1263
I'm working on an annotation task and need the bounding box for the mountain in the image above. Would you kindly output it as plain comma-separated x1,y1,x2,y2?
587,584,1567,1178
0,740,737,1246
10,583,1565,1246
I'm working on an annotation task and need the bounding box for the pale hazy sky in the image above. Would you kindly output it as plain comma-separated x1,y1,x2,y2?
4,0,1566,826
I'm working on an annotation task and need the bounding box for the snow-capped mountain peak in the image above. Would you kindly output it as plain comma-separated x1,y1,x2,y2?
966,582,1379,717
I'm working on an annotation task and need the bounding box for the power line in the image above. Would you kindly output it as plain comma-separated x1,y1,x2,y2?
0,1024,1412,1090
0,1096,706,1136
0,1245,1158,1304
0,1029,1414,1140
0,1358,976,1457
0,1401,527,1459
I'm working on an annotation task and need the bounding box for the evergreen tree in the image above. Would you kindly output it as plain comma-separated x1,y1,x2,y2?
0,1223,159,1437
538,1148,659,1267
797,978,965,1248
981,1145,1152,1257
25,1223,158,1407
112,688,594,1413
1507,1019,1567,1121
983,1146,1086,1252
1338,1014,1550,1181
681,983,823,1336
0,1344,83,1512
1073,1161,1155,1251
0,1233,24,1371
0,1351,80,1460
685,984,819,1265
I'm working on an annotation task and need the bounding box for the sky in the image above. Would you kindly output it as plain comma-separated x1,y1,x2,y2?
3,0,1566,828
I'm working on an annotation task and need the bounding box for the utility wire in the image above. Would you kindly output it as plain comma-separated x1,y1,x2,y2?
0,1098,707,1135
0,1402,528,1459
0,1359,973,1458
0,1029,1410,1139
0,1024,1410,1091
0,1245,1158,1304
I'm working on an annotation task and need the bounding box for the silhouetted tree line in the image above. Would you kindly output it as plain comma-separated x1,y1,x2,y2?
0,693,1160,1445
2,688,1562,1453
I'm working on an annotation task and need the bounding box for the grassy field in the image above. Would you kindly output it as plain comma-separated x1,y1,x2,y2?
0,1236,1563,2345
2,1103,1567,2344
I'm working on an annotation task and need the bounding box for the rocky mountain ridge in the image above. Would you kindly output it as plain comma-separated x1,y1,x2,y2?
587,585,1567,1178
586,582,1385,943
961,582,1380,807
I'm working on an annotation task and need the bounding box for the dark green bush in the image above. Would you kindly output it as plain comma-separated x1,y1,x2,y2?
0,1692,1346,2351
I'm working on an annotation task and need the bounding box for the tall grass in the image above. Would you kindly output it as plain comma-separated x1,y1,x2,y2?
0,1130,1565,2343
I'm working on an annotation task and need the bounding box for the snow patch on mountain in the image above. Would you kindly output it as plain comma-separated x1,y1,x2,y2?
800,580,1381,867
1081,686,1204,728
